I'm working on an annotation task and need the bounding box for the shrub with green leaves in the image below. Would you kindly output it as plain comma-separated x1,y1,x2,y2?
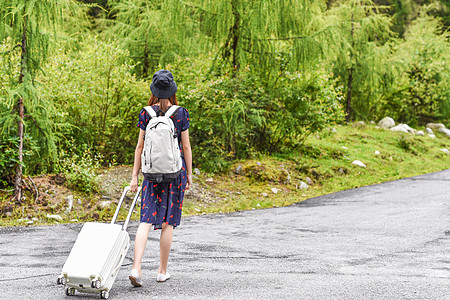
59,147,102,193
38,38,150,165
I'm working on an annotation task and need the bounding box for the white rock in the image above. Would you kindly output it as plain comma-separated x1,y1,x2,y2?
353,121,366,128
438,127,450,138
99,201,111,209
6,212,12,217
205,178,214,183
378,117,395,129
391,124,414,133
299,181,309,190
305,177,313,185
26,220,34,225
330,127,337,133
46,214,63,221
271,188,279,194
416,131,424,136
256,203,261,207
426,123,445,129
342,146,348,150
262,193,268,197
440,149,450,155
256,162,262,166
65,195,74,214
428,134,436,138
374,150,380,155
71,219,79,222
284,172,291,184
426,128,434,134
17,218,28,222
352,160,366,168
194,168,201,175
370,121,375,124
32,217,39,222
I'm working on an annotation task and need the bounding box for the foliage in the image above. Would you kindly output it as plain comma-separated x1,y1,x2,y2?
59,147,102,193
173,56,344,172
38,38,150,164
380,8,450,125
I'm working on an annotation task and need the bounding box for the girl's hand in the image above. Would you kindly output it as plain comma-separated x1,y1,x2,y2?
130,176,139,192
185,174,193,190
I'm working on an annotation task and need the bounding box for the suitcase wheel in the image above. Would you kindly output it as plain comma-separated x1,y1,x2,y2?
91,279,102,289
65,287,75,296
57,276,67,285
100,290,109,299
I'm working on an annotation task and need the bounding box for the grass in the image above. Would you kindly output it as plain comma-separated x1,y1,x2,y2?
0,123,449,226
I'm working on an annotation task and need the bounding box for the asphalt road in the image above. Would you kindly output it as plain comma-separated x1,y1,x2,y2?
1,170,449,300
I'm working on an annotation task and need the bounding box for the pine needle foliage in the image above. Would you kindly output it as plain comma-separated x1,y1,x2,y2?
0,0,79,199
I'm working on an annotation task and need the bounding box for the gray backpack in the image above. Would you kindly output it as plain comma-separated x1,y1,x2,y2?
141,105,182,183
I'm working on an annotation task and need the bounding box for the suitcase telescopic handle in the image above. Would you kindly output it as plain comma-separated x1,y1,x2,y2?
111,186,142,231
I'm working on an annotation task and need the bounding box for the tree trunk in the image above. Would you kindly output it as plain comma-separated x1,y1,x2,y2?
230,0,240,75
14,11,27,204
346,11,354,123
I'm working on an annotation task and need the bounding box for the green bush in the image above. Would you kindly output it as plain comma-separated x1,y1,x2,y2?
60,147,102,193
172,57,345,172
38,38,150,165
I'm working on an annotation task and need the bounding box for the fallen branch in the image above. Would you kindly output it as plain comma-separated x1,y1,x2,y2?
28,176,39,203
0,188,14,192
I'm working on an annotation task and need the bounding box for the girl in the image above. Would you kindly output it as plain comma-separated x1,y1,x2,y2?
129,70,192,286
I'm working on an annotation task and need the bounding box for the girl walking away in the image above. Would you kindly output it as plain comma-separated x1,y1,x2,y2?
129,70,192,286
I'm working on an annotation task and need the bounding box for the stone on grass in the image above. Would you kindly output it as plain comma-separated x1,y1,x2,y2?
6,212,12,217
17,218,28,222
299,181,309,190
426,128,434,134
27,220,34,225
32,217,38,222
353,121,366,128
374,150,380,155
194,168,201,175
428,134,436,138
271,188,279,194
71,219,78,222
256,203,261,207
426,123,445,129
99,201,111,209
391,124,414,133
256,162,262,166
262,193,268,197
370,121,375,125
284,172,291,184
438,127,450,138
330,127,337,133
378,117,395,129
205,178,214,183
65,195,74,214
416,131,424,136
305,177,313,185
440,149,449,155
352,160,366,168
46,214,63,221
342,146,348,150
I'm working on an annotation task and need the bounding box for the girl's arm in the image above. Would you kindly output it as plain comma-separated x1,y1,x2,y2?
130,129,145,192
181,129,192,190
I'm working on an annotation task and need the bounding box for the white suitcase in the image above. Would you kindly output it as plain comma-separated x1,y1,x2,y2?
57,186,141,299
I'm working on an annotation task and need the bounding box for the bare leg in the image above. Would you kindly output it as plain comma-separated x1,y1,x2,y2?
132,223,152,277
158,223,174,274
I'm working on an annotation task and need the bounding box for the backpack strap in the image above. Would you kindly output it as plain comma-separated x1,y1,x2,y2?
165,105,181,118
143,106,157,118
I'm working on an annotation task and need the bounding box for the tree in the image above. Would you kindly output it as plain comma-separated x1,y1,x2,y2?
326,0,397,121
0,0,77,203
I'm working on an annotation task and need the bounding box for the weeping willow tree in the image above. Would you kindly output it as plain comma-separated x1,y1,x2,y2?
105,0,341,84
325,0,397,121
0,0,78,204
